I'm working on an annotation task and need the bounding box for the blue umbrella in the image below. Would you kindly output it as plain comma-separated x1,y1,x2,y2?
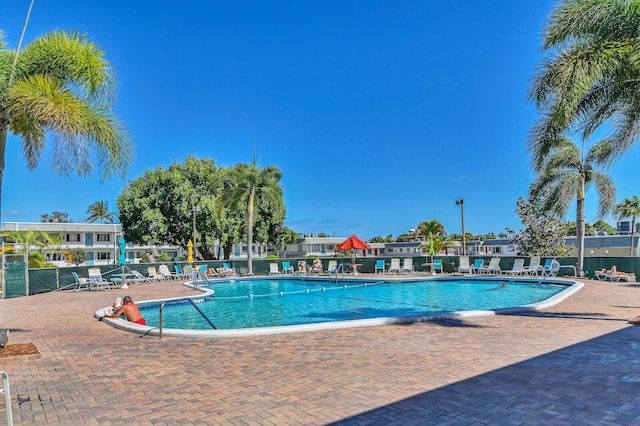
118,235,126,267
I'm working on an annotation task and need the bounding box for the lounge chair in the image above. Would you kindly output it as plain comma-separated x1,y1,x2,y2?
282,261,294,275
219,263,236,277
387,258,401,274
470,259,484,274
482,257,501,274
72,271,90,291
503,258,525,275
595,266,636,282
147,267,163,282
88,268,116,290
374,259,385,274
327,260,338,274
296,261,308,275
457,256,471,274
523,256,541,276
269,263,281,275
432,259,443,274
158,264,176,280
401,258,414,274
130,270,150,284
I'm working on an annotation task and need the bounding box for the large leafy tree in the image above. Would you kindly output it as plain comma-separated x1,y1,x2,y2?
118,157,222,258
529,0,640,162
219,160,285,274
507,196,571,257
86,200,115,224
614,195,640,255
529,137,616,273
0,30,132,223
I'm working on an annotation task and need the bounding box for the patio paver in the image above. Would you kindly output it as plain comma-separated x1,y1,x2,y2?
0,275,639,425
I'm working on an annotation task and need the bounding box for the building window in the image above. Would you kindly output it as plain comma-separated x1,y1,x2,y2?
96,252,112,261
65,233,81,242
96,234,111,242
493,247,502,254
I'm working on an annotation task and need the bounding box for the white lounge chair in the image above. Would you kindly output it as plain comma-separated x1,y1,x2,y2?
401,258,415,274
387,258,401,274
158,264,176,280
482,257,501,274
88,268,116,290
523,256,541,276
458,256,471,274
269,263,281,275
503,258,525,275
147,267,163,282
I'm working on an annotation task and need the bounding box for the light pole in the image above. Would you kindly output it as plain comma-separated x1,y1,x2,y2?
455,199,465,256
192,206,201,259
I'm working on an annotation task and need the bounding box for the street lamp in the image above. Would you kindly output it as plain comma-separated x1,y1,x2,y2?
455,199,465,256
192,206,201,259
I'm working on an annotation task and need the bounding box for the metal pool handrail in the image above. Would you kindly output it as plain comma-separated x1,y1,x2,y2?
1,371,13,425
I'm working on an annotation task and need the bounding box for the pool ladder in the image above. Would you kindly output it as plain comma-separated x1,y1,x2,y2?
329,263,344,282
158,298,217,339
0,371,12,425
191,271,210,290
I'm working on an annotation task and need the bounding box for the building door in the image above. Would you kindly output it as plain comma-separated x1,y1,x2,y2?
85,233,93,247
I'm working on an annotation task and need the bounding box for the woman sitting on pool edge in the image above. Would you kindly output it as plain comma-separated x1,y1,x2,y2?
104,296,146,325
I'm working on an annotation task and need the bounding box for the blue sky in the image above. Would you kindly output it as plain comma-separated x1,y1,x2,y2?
3,1,640,240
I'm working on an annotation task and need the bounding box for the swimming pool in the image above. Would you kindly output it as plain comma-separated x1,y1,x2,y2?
99,275,583,338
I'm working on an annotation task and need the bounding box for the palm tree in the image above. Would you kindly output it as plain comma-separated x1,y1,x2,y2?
413,219,446,241
529,0,640,162
614,195,640,256
529,136,616,275
221,158,284,275
0,29,132,224
86,200,115,224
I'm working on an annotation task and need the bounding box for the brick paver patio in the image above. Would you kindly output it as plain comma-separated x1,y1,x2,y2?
0,275,639,425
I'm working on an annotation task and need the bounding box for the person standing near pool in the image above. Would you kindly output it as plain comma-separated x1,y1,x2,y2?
104,296,146,325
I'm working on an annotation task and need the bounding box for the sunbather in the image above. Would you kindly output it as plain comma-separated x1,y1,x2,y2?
298,261,307,273
596,266,636,281
310,258,322,273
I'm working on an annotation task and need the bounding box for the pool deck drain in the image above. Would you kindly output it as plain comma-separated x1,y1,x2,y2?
1,274,639,425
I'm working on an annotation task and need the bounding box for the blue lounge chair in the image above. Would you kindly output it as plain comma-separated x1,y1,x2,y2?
282,261,294,275
432,259,443,274
374,259,385,274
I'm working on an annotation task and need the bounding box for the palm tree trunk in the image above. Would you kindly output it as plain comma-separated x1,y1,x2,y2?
0,114,9,225
246,187,255,275
576,198,585,276
631,218,636,257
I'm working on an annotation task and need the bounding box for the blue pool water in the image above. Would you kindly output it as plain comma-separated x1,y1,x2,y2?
139,277,568,330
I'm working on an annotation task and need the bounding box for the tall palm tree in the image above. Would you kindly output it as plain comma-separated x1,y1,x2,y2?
221,158,284,275
0,30,132,223
529,136,616,275
413,219,446,240
86,200,115,224
614,195,640,256
529,0,640,162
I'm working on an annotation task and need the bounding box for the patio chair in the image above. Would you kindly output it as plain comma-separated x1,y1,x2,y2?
282,261,294,275
221,263,236,277
401,258,415,274
470,258,484,274
88,268,116,290
72,271,90,291
296,260,308,275
374,259,385,274
158,264,176,280
503,258,525,275
269,263,281,275
387,258,401,274
458,256,471,274
327,260,338,274
482,257,501,274
130,270,150,284
523,256,541,276
147,267,163,282
432,258,443,274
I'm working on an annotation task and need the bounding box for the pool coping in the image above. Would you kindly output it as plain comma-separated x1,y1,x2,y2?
96,275,584,338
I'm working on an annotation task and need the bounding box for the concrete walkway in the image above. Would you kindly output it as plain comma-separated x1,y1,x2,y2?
0,275,639,425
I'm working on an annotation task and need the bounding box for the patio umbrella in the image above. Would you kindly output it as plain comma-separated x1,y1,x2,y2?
187,239,194,264
118,235,126,269
336,235,371,266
